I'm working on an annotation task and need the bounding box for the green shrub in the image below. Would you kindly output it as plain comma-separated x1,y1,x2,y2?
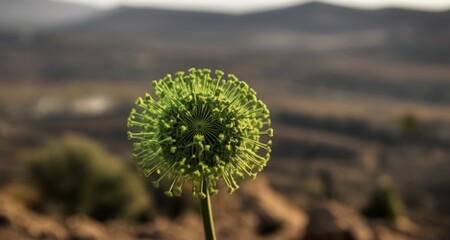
398,113,422,138
362,184,406,220
23,134,150,221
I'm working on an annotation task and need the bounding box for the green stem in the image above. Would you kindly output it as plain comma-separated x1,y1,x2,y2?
200,183,216,240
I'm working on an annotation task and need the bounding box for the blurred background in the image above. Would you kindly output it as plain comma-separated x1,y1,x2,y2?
1,0,450,239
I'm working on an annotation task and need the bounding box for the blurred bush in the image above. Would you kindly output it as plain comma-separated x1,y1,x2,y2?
398,113,422,138
22,134,150,221
362,183,406,220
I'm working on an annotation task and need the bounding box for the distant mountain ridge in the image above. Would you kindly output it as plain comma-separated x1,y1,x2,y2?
71,2,450,30
1,0,450,56
55,1,450,47
1,0,449,37
0,0,99,31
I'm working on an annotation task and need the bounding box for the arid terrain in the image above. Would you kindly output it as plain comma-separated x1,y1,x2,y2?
1,1,450,239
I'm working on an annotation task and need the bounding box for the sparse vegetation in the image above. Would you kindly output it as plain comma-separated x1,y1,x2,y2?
362,183,406,220
23,134,150,221
398,113,422,138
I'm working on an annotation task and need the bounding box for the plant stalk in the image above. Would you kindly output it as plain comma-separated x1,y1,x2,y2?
200,183,216,240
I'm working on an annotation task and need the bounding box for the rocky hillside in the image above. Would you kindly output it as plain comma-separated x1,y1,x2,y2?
1,175,448,240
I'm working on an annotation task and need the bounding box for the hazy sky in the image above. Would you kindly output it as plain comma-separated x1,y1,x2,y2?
56,0,450,13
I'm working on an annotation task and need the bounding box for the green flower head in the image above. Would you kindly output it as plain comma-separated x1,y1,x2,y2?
128,68,272,198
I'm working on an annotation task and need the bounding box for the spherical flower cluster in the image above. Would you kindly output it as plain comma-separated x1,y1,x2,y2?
128,68,272,198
